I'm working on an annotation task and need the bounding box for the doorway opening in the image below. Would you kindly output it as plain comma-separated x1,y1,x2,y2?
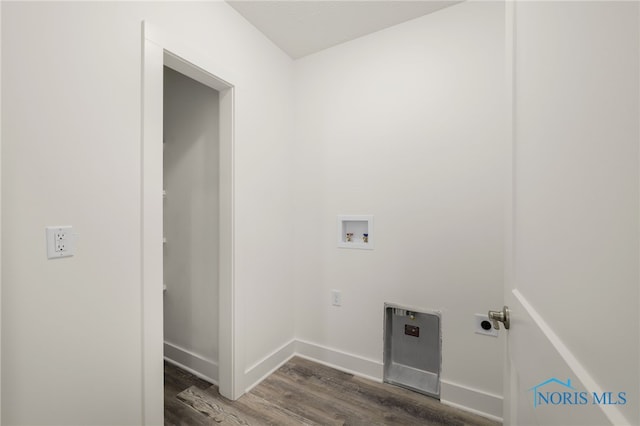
142,23,237,425
162,66,220,383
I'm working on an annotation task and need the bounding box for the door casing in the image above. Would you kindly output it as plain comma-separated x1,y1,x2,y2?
141,21,237,425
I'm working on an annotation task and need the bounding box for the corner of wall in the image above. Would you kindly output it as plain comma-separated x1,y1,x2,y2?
243,339,296,393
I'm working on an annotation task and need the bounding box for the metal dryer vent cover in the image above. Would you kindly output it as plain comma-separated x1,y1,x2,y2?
383,303,442,399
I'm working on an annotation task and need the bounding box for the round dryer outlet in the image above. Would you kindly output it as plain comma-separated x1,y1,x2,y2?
474,314,498,337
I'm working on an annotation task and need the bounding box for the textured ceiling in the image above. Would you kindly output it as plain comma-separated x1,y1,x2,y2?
226,1,462,59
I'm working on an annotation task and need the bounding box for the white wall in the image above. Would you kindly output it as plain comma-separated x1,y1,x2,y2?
11,1,635,424
0,1,3,420
1,2,294,424
163,67,219,381
292,1,506,418
512,2,639,424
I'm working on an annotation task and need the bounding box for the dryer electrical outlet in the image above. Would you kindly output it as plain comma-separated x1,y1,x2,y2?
474,313,498,337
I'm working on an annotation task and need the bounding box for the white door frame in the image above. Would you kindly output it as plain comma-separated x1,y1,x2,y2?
141,21,237,425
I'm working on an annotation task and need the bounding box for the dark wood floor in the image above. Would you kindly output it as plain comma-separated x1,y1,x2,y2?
164,356,501,426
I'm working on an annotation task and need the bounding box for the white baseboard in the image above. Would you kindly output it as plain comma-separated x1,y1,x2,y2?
441,379,503,422
294,339,383,383
164,341,218,385
243,339,296,393
242,338,502,422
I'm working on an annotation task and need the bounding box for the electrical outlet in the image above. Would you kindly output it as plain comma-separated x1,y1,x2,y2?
46,226,75,259
54,230,67,252
475,313,498,337
331,290,342,307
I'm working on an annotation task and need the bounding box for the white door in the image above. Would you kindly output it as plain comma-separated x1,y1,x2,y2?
503,2,639,425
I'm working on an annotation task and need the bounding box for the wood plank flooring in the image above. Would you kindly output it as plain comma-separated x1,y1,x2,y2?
165,357,501,426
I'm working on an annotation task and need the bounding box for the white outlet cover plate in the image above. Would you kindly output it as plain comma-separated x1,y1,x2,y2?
474,313,498,337
46,226,75,259
331,289,342,306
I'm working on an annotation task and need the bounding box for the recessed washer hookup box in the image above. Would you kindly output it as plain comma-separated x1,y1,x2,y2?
383,303,441,399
